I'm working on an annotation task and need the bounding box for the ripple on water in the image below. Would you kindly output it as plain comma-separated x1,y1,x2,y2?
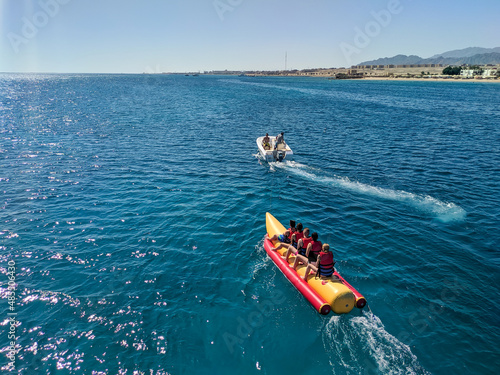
0,75,498,375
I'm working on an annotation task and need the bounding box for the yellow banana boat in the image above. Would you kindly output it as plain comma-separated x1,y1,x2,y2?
264,212,366,314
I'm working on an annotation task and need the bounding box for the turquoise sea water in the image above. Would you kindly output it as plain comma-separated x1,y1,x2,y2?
1,74,499,374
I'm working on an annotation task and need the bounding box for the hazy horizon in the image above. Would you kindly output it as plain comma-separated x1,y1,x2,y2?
2,0,500,74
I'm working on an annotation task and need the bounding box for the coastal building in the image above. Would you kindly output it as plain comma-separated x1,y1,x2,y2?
461,69,481,78
205,64,495,80
482,68,498,78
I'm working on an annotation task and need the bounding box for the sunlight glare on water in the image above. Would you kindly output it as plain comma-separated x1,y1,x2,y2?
0,74,498,374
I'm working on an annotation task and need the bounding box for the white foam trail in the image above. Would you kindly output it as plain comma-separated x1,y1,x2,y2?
323,311,430,375
272,162,466,222
251,238,272,277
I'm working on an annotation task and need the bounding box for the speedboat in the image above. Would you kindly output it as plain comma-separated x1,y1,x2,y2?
256,136,293,162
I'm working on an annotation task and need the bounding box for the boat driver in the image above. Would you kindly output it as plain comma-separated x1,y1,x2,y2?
274,132,284,150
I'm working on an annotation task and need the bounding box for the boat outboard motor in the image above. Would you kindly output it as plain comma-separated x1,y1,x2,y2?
277,151,285,162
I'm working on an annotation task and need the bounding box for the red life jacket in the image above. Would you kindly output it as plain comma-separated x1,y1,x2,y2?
301,236,313,250
319,251,334,268
294,232,304,243
287,227,296,240
310,240,322,256
298,236,312,257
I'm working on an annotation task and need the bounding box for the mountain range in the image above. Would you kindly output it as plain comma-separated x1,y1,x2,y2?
357,47,500,66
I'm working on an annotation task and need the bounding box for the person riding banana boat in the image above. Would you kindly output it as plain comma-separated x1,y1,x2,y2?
271,231,336,281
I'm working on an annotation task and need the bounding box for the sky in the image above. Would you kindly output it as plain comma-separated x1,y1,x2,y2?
1,0,499,73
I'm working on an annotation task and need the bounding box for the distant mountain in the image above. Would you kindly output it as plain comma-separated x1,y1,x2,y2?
357,47,500,66
422,53,500,66
429,47,500,59
358,54,422,66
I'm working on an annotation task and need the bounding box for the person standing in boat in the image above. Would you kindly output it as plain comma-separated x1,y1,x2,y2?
262,133,271,150
274,132,285,150
303,244,335,281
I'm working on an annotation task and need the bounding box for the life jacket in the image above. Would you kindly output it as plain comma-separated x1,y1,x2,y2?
287,227,296,240
310,240,322,257
318,251,335,277
305,239,321,261
292,232,304,248
298,236,312,256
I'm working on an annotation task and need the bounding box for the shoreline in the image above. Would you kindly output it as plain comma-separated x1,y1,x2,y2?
242,74,500,83
241,74,500,83
360,76,500,83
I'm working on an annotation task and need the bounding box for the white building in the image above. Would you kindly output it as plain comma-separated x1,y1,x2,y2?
482,69,498,78
460,69,480,78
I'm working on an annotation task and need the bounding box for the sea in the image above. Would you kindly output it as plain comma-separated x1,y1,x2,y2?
0,74,499,375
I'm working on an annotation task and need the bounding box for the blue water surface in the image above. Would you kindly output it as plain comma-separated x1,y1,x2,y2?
1,74,499,374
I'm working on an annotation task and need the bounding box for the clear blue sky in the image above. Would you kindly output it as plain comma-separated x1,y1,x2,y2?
1,0,499,73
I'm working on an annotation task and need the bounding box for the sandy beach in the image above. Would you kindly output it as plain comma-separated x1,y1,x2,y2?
361,76,500,83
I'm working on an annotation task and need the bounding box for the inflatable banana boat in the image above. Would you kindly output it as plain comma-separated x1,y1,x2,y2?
264,213,366,315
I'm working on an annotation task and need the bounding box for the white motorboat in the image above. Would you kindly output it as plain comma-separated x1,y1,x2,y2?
256,135,293,162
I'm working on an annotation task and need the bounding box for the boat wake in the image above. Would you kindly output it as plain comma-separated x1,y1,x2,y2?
270,161,466,223
323,311,430,375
